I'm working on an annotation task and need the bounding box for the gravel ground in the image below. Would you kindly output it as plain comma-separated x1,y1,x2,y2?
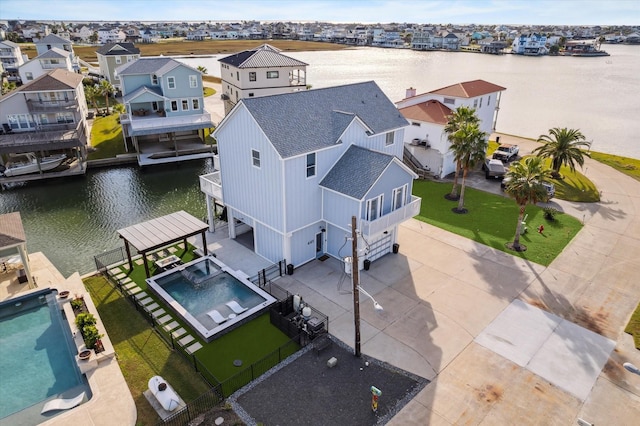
228,336,428,426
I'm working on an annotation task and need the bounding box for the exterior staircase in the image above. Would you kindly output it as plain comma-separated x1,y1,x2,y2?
403,146,432,179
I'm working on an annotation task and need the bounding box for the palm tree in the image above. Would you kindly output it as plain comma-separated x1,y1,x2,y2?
84,85,100,116
444,106,480,200
98,80,115,113
197,65,208,74
534,127,591,178
503,156,554,252
452,123,488,213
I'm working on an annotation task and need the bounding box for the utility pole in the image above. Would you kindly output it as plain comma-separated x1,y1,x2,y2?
352,215,361,357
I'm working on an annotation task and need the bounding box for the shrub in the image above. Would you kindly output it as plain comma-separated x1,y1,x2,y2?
70,298,84,310
75,312,97,330
543,207,561,221
82,324,103,349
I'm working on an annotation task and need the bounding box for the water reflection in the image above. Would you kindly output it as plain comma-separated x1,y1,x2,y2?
0,159,214,277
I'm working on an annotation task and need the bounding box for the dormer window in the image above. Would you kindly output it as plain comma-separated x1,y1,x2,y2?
152,74,158,85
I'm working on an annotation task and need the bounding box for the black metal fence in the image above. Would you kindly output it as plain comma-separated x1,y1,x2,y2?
160,386,224,426
249,259,287,286
94,247,126,273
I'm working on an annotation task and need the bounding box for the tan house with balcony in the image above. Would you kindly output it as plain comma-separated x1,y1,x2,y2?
218,44,308,114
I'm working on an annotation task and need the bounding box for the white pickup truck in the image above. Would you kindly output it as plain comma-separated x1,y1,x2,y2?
482,158,507,179
492,144,519,162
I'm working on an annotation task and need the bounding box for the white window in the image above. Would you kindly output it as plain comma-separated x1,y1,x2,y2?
8,114,35,129
251,149,260,168
267,71,279,79
411,122,420,126
189,75,198,88
385,131,394,146
114,74,119,80
249,72,256,81
56,112,74,123
392,184,408,210
443,97,455,105
181,99,189,110
25,72,33,80
236,71,239,81
152,74,158,85
127,56,133,62
115,56,121,64
473,99,478,108
192,98,199,110
365,195,384,221
487,95,491,104
171,100,178,111
168,77,176,89
479,97,483,108
306,153,316,178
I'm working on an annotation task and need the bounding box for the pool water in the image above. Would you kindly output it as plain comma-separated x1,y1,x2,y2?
159,265,265,318
0,290,89,422
147,256,277,342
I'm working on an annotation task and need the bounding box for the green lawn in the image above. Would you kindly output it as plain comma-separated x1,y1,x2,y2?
625,303,640,349
589,151,640,182
413,180,583,266
84,275,210,425
203,87,216,97
88,113,126,160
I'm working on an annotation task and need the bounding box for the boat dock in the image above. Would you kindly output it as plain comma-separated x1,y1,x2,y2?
0,160,87,189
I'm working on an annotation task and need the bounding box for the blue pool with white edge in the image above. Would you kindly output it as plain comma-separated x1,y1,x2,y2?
0,289,91,425
147,255,277,342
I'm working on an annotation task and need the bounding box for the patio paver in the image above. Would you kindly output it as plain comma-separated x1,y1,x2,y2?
178,334,194,346
145,302,160,312
157,315,173,325
151,308,166,318
108,268,120,276
123,282,137,291
128,287,143,296
163,320,179,331
139,297,154,306
185,342,202,354
134,258,144,265
133,291,148,300
171,328,187,339
114,273,127,280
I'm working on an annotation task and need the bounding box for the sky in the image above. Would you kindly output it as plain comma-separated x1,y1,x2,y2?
1,0,638,26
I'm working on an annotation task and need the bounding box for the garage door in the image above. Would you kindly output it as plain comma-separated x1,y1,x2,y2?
367,233,393,262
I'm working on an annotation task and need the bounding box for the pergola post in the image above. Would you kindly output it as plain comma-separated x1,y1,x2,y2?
143,252,150,278
201,230,208,256
123,239,134,272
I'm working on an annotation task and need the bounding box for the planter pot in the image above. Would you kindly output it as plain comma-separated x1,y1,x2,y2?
78,349,92,360
58,290,70,299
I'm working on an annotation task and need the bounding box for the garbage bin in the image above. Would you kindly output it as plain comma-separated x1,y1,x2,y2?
287,264,294,275
363,259,371,271
496,136,500,144
392,243,400,254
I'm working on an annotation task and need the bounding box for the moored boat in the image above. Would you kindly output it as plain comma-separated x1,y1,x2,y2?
2,153,67,177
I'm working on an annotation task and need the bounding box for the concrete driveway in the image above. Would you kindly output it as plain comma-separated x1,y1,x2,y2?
274,132,640,425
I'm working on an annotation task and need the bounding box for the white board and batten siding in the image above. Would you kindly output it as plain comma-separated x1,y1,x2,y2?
254,221,284,263
322,190,360,233
216,106,285,232
357,128,406,160
363,161,415,220
290,223,324,266
326,223,352,259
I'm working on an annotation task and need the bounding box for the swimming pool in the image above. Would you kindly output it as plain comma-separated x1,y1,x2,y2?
0,289,91,424
147,256,277,342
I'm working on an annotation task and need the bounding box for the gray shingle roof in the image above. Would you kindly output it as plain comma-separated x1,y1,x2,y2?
37,34,72,44
320,145,394,200
96,42,140,56
240,81,408,158
116,57,182,76
36,47,70,59
123,85,166,103
219,43,306,68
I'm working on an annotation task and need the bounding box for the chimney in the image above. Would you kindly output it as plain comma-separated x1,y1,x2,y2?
406,87,416,99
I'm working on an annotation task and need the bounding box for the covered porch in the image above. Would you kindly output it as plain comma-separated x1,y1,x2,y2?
0,212,35,293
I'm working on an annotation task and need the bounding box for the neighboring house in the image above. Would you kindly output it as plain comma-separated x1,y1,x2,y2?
116,57,214,166
511,33,549,55
0,68,89,173
34,33,79,71
98,28,126,44
218,44,308,115
200,81,420,269
0,40,26,82
18,47,73,83
396,80,506,178
411,30,434,50
96,43,141,92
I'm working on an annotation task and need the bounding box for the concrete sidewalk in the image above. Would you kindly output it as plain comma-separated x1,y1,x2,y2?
274,133,640,425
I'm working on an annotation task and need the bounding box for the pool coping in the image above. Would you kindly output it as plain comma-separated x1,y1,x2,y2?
146,255,277,342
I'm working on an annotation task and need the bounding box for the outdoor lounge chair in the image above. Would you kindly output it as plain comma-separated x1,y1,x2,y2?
226,300,248,314
41,392,85,414
148,376,180,412
206,309,227,324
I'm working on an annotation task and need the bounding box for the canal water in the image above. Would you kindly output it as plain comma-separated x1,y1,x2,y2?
2,44,639,277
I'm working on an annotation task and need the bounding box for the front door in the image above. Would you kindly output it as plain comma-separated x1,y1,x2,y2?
315,232,323,258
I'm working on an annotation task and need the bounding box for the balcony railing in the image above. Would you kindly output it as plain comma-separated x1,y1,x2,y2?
360,195,421,237
26,99,78,112
199,168,223,202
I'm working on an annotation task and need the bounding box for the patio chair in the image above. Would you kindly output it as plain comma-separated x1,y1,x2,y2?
206,309,227,324
226,300,248,314
41,392,85,414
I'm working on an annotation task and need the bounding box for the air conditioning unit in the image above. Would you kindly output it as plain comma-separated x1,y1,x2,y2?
411,138,420,146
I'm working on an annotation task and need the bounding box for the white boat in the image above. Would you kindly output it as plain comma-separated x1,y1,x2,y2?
2,153,67,177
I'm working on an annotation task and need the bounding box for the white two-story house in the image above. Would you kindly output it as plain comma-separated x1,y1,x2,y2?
396,80,506,178
200,81,421,269
18,47,74,83
0,40,26,82
511,33,549,55
34,33,80,72
218,44,308,115
96,43,141,93
116,57,214,165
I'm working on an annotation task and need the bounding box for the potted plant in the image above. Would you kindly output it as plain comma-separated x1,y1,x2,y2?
70,297,85,312
82,325,103,350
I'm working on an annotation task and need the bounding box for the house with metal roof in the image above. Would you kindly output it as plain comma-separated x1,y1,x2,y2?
396,80,506,178
200,81,420,269
116,57,215,166
96,43,141,93
218,44,308,115
0,68,89,181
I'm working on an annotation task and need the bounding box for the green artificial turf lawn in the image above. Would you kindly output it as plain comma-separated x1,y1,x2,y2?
412,180,583,266
83,275,210,425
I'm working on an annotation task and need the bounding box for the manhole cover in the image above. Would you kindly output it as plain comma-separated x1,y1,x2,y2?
233,359,242,367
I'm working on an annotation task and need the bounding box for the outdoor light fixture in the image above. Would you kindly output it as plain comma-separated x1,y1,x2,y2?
358,286,383,311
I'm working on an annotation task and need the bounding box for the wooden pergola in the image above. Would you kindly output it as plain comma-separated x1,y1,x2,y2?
117,211,208,278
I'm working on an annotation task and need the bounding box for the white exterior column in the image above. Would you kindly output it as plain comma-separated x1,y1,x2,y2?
228,208,236,239
17,244,34,288
205,195,215,233
283,233,292,265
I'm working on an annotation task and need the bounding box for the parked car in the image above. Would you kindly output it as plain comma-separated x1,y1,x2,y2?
482,158,507,179
492,144,519,162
